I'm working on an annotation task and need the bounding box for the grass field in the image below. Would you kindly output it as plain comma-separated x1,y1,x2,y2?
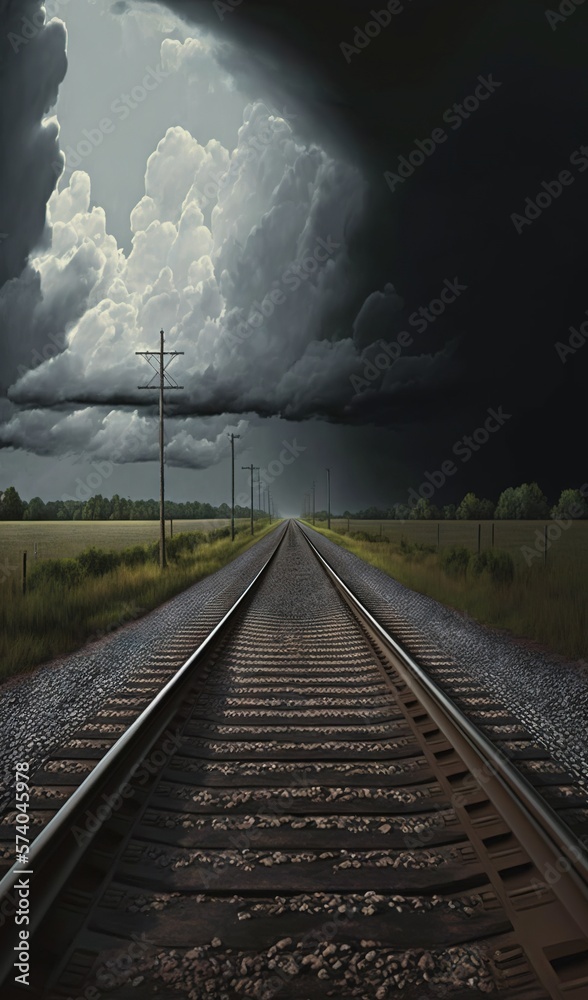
306,520,588,661
0,519,249,572
327,518,588,569
0,520,277,679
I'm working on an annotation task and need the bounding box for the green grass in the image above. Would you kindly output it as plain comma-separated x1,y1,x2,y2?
327,518,588,570
0,521,279,680
0,518,248,568
304,521,588,661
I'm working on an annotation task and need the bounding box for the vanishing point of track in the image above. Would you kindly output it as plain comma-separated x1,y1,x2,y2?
0,520,587,999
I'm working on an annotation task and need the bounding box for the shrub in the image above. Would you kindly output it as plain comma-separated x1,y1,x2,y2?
440,546,470,577
28,558,84,590
167,532,207,561
120,545,153,568
400,538,436,558
208,526,231,542
471,549,514,584
77,547,120,577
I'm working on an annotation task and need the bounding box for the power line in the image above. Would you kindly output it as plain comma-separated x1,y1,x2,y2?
136,329,183,569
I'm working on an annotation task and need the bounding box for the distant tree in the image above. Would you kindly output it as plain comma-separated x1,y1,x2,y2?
495,486,517,519
456,493,495,520
98,496,112,519
23,496,47,521
111,494,122,520
392,503,411,520
551,488,588,520
0,486,25,520
496,482,549,519
442,503,457,520
410,498,438,520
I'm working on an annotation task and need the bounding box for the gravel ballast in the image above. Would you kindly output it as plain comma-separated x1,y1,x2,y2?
303,522,588,795
0,526,285,811
1,517,587,817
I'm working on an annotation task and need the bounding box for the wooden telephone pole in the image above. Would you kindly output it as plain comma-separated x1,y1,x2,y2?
137,330,183,569
228,433,241,541
242,464,260,535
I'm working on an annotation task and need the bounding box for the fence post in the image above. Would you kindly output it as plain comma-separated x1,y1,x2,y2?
22,552,27,596
437,523,440,549
477,523,481,555
170,519,174,538
544,524,548,566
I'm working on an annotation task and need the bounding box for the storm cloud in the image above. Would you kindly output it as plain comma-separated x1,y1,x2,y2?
1,0,587,503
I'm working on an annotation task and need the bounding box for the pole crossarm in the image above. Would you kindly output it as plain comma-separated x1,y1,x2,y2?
136,351,184,391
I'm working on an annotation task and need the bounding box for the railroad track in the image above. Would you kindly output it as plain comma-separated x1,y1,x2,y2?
0,519,587,999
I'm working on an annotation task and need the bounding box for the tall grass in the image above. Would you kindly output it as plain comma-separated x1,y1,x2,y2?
305,524,587,661
0,522,277,680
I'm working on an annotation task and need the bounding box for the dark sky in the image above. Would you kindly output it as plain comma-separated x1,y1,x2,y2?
0,0,586,511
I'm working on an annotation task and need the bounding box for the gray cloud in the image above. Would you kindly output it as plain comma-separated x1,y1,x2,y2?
0,2,67,287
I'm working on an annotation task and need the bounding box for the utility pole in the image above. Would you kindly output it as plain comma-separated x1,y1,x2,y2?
312,480,316,526
257,470,262,522
137,329,183,569
242,464,259,535
228,432,241,541
326,467,331,530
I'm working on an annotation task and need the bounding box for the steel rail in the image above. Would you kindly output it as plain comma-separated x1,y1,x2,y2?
0,522,287,984
298,520,588,999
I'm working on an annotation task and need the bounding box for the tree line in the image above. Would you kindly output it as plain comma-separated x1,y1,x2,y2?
0,489,262,522
339,482,588,521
